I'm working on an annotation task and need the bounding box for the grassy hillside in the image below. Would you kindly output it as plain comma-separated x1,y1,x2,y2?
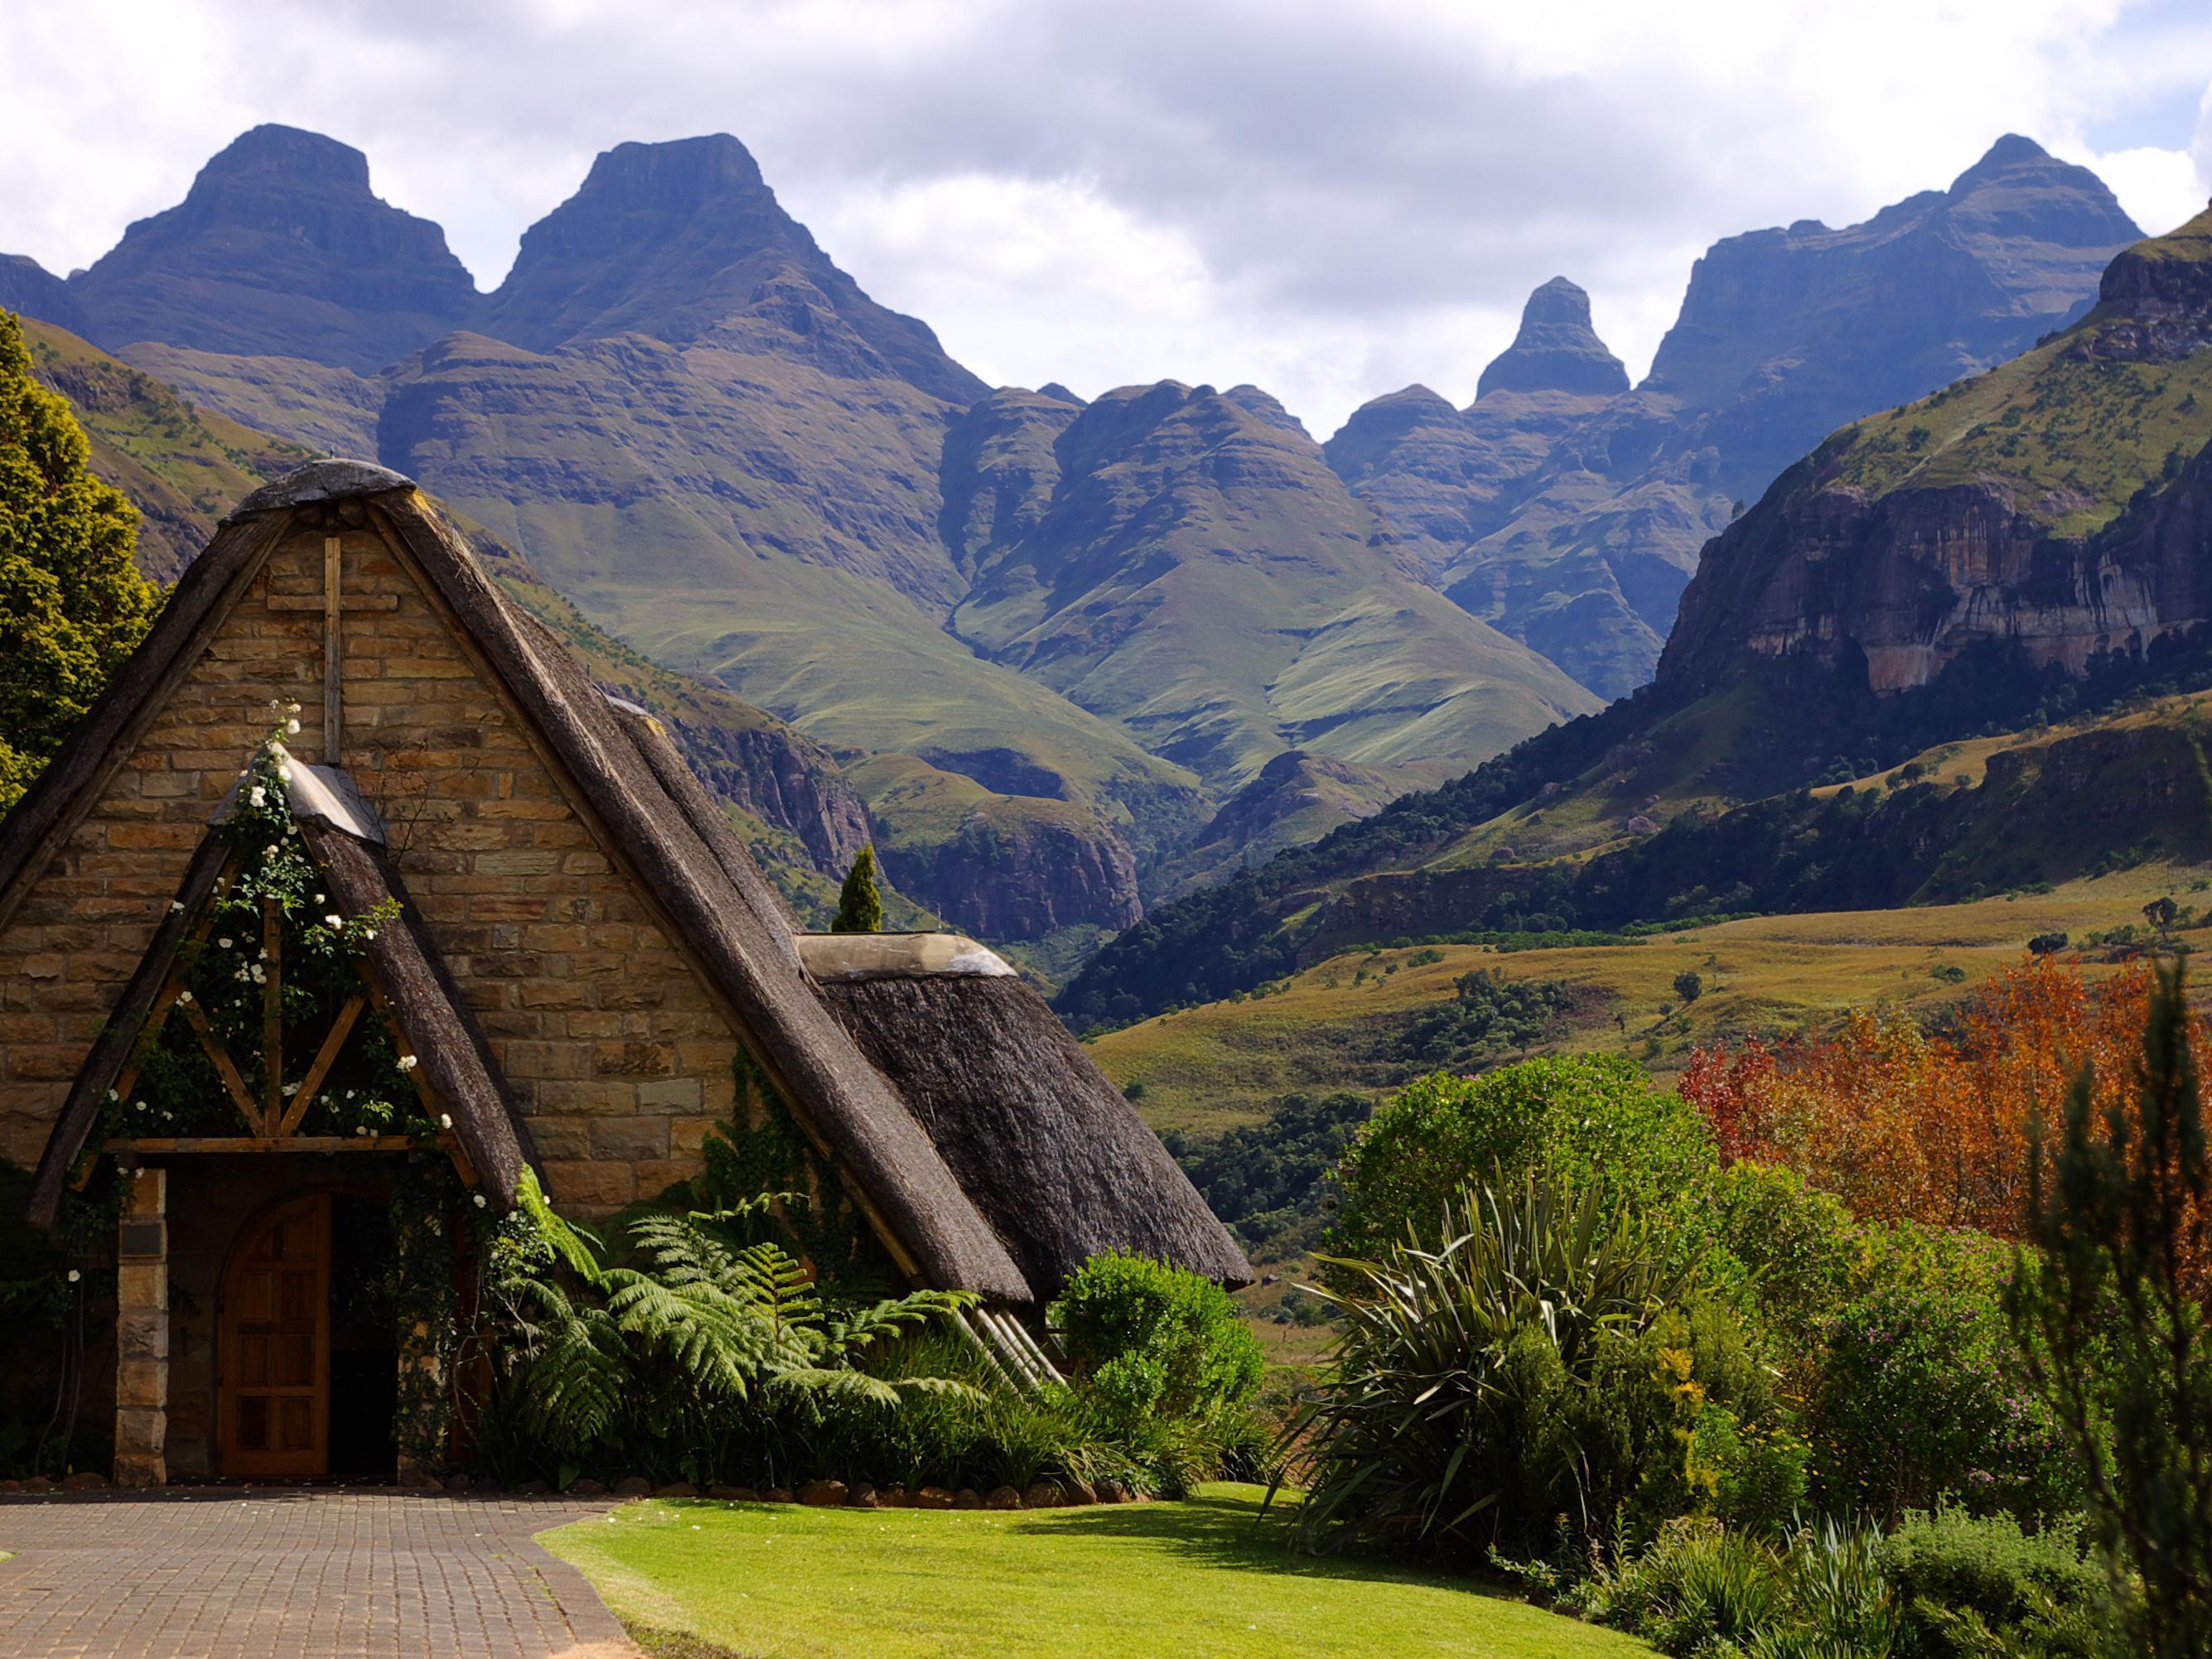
21,316,311,577
1094,861,2198,1141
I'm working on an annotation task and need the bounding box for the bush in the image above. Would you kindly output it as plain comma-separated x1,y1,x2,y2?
1052,1251,1263,1419
1708,1163,1855,1340
1287,1175,1796,1560
1812,1227,2077,1524
1580,1517,1900,1659
1879,1508,2114,1657
1331,1057,1718,1263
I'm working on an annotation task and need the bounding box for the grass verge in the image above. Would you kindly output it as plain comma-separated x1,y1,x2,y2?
543,1483,1650,1659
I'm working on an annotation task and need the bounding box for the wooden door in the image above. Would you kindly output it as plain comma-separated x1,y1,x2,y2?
220,1192,331,1477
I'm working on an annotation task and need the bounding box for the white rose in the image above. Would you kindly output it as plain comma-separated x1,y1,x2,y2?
66,1270,80,1284
175,990,192,1005
397,1054,419,1073
169,900,185,914
364,930,377,941
285,719,301,735
472,1194,488,1208
439,1113,452,1130
249,789,266,808
217,938,232,949
323,914,342,928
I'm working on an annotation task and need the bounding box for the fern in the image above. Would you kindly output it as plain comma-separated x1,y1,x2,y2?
490,1176,981,1467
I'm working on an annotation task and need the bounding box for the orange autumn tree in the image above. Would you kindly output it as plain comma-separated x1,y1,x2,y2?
1680,957,2198,1238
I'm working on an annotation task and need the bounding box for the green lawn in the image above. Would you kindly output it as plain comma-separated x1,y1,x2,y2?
543,1483,1649,1659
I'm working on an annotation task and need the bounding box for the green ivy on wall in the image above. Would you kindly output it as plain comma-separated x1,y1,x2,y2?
696,1049,892,1294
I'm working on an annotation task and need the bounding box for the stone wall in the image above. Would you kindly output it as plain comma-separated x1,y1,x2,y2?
0,512,739,1211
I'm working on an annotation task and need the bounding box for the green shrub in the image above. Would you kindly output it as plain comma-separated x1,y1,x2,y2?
1812,1227,2076,1524
1287,1174,1795,1560
1331,1057,1718,1263
1052,1251,1263,1418
1580,1517,1900,1659
1878,1509,2113,1658
1709,1162,1855,1339
1578,1519,1790,1656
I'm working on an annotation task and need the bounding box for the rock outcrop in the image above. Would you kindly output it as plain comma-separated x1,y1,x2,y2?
0,254,92,338
68,125,476,371
877,811,1144,939
1661,203,2212,697
1475,277,1630,398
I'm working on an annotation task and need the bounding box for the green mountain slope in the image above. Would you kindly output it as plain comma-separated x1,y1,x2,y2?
21,317,312,579
1060,205,2212,1028
947,381,1600,789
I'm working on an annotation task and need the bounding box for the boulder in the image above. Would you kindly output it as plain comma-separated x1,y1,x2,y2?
444,1473,472,1493
569,1478,606,1497
612,1475,653,1497
849,1483,880,1509
914,1485,954,1510
762,1487,794,1504
706,1483,750,1502
1023,1479,1065,1508
654,1481,698,1499
953,1488,983,1510
985,1485,1024,1510
876,1485,909,1507
1094,1478,1131,1504
1059,1477,1099,1507
60,1471,110,1493
797,1479,848,1507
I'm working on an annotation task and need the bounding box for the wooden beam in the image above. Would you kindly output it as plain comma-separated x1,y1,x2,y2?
261,897,283,1135
176,999,261,1127
323,535,341,763
101,1136,419,1154
264,596,397,611
278,994,365,1136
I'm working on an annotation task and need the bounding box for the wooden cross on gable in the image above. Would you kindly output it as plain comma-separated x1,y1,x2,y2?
265,536,398,764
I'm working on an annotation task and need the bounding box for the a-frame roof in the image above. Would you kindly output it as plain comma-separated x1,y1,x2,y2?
2,461,1031,1300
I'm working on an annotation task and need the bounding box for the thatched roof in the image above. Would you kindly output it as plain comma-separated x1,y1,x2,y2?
23,774,534,1228
816,957,1252,1298
5,460,1248,1304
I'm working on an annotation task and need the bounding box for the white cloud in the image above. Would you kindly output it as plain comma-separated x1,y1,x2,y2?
2,0,2208,435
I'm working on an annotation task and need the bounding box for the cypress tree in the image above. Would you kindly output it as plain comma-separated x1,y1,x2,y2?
0,310,158,810
2011,955,2212,1657
831,846,884,933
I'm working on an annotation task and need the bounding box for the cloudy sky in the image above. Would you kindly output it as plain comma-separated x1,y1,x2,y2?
7,0,2210,433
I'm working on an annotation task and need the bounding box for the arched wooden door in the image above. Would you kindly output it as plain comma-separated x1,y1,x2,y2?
220,1192,331,1478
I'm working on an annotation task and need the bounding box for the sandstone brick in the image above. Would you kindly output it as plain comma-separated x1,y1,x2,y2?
588,1118,670,1161
543,1160,635,1209
637,1077,703,1114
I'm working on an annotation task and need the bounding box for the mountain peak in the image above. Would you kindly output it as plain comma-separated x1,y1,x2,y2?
573,133,770,210
1476,276,1630,398
478,133,984,403
65,124,476,371
198,123,373,191
1958,133,2053,178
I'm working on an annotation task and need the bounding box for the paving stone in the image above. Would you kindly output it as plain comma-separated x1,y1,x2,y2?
0,1488,636,1657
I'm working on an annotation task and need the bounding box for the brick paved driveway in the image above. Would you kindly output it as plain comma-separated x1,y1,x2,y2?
0,1490,639,1658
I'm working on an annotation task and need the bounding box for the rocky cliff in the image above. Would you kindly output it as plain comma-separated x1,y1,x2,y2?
68,125,477,371
1661,203,2212,696
1332,137,2141,698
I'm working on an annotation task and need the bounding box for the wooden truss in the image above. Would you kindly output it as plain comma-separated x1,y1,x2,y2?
87,854,477,1184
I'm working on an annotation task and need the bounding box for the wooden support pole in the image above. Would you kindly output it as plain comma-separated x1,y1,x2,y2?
261,898,283,1135
322,535,342,764
278,994,365,1136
